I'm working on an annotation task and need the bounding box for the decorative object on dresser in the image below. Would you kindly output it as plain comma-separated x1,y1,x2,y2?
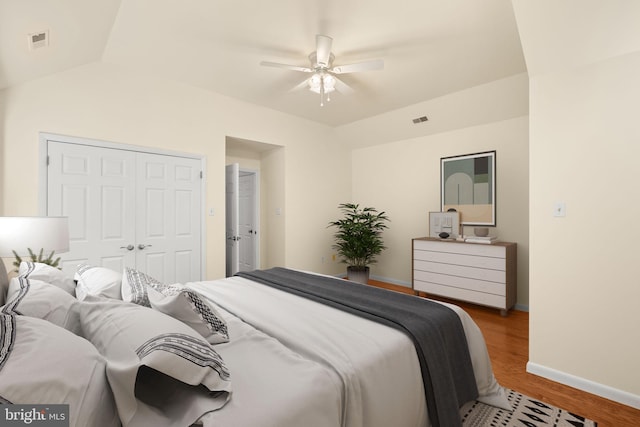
441,151,496,226
0,216,70,305
464,235,497,244
429,211,461,239
412,237,516,316
473,227,489,237
328,203,389,284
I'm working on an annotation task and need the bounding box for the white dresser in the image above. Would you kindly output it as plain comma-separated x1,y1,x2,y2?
412,237,517,315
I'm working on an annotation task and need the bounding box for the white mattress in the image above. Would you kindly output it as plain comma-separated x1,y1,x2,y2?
189,276,509,427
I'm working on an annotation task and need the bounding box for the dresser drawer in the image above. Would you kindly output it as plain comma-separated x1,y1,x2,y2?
413,259,506,283
413,269,506,296
414,279,507,309
413,239,506,258
413,249,506,270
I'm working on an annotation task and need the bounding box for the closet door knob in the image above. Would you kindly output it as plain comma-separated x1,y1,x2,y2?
138,244,152,250
120,244,135,251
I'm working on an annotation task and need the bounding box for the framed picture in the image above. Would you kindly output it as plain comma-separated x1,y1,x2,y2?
441,150,496,226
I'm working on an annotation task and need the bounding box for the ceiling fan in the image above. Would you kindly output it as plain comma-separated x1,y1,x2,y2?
260,34,384,106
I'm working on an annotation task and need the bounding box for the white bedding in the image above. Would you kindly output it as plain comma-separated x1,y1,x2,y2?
188,276,509,427
198,303,342,427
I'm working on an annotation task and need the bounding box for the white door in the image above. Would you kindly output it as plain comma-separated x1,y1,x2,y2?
136,153,202,283
47,141,202,283
225,163,239,277
238,171,258,272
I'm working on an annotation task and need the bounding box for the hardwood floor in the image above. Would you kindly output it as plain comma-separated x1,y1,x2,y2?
368,280,640,426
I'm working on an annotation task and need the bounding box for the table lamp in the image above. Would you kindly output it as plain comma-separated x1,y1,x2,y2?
0,216,70,304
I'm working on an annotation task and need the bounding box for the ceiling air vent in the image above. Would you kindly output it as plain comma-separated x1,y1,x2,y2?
412,115,428,124
28,30,49,51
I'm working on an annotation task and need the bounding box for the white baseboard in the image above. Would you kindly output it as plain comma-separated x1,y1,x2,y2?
526,361,640,410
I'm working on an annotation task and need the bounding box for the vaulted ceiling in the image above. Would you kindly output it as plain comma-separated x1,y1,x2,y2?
0,0,527,127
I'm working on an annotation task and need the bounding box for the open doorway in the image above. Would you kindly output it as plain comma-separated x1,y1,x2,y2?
225,136,283,276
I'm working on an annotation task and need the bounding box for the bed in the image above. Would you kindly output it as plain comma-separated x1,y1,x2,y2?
0,262,510,427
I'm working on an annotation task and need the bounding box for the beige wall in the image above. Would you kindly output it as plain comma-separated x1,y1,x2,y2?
0,61,351,279
514,0,640,407
528,49,640,402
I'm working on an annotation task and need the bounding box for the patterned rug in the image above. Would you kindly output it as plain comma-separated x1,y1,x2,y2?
461,388,597,426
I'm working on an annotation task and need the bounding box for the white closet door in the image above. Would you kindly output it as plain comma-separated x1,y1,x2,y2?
136,153,201,283
47,140,202,283
47,142,137,276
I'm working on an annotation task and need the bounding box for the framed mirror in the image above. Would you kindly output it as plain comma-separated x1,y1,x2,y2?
441,150,496,226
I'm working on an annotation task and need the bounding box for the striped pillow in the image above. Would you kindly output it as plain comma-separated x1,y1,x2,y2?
147,284,229,344
121,267,162,307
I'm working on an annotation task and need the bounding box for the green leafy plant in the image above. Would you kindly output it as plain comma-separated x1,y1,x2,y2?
12,248,62,271
328,203,390,271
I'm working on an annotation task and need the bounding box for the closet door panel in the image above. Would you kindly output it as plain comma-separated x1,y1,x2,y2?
48,141,136,277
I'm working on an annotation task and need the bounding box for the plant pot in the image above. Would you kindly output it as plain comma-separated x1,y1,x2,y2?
347,266,370,284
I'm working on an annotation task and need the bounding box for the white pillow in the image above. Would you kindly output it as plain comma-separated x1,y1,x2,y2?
79,296,231,427
3,276,81,335
18,261,76,295
75,264,122,301
148,284,230,344
121,267,162,307
0,313,120,427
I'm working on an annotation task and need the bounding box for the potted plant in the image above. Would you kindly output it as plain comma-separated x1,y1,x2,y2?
12,248,62,271
328,203,390,284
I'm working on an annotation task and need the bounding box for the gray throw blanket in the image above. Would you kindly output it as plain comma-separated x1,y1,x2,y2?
236,268,478,427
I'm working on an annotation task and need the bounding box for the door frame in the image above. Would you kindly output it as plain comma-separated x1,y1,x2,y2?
37,132,207,279
225,163,240,277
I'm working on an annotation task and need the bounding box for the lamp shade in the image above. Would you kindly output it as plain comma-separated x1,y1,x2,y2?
0,216,70,257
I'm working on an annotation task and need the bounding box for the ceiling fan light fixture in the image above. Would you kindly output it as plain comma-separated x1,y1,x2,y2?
308,72,337,107
308,73,336,94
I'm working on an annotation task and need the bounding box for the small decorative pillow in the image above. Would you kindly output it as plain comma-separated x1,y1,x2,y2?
79,296,231,426
121,267,162,307
3,276,81,335
147,284,230,344
75,264,122,301
0,314,120,427
18,261,76,296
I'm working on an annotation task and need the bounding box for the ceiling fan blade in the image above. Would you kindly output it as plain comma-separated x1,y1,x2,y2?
331,59,384,74
289,78,310,92
260,61,313,73
333,76,354,95
315,35,333,67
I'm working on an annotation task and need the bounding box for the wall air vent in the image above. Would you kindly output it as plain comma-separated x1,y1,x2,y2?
28,30,49,51
412,115,428,124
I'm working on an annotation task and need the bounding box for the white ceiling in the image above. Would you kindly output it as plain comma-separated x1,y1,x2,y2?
0,0,527,127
